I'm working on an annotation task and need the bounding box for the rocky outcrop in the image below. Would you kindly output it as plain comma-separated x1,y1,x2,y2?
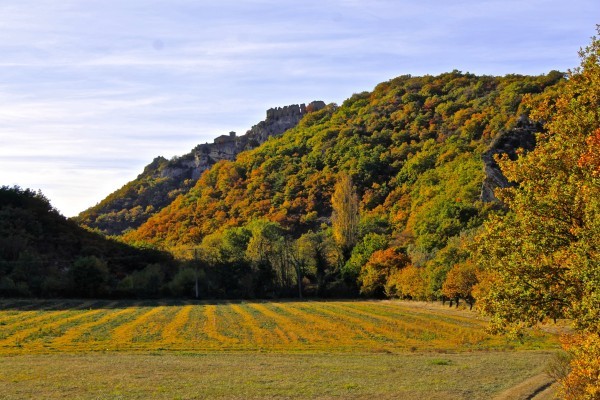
480,118,539,202
159,101,326,182
76,101,326,235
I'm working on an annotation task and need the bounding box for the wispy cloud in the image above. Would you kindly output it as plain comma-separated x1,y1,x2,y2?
0,0,597,216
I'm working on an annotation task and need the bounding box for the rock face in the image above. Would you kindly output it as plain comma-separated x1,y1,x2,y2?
157,101,326,182
76,101,326,235
480,119,539,202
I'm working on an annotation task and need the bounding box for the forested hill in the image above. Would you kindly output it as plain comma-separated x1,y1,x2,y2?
124,71,564,253
0,186,173,297
75,101,325,235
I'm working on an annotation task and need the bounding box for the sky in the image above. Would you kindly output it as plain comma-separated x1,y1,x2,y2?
0,0,598,217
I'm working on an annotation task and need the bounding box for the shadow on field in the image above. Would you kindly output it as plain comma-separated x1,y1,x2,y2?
0,297,348,311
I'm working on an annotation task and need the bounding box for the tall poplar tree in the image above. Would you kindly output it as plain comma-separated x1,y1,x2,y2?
331,172,360,261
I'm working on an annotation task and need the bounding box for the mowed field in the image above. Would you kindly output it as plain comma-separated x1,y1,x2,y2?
0,299,554,354
0,299,560,399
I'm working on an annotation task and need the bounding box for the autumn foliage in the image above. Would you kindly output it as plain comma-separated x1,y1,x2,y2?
472,28,600,396
115,70,567,300
358,248,410,297
124,71,563,252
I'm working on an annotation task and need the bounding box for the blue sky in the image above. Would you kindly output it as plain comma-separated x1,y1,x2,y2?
0,0,598,217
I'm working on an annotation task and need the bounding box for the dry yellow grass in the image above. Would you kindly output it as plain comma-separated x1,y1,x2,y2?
0,299,558,355
160,303,192,344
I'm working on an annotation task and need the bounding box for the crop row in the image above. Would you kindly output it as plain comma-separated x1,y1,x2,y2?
0,300,555,354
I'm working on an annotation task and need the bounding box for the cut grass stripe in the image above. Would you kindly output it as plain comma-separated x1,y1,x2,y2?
298,302,424,345
322,302,491,348
73,305,149,344
179,304,211,343
161,304,193,344
343,302,487,343
0,299,558,354
0,308,106,348
373,301,487,327
0,301,95,340
247,303,301,345
52,303,132,347
269,302,367,346
228,303,268,347
331,302,453,335
111,306,166,344
203,305,239,345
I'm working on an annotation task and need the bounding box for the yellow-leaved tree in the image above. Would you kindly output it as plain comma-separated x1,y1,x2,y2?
472,28,600,399
331,172,359,261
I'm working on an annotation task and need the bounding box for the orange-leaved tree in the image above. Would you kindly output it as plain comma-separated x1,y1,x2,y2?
385,264,427,300
359,248,410,297
472,28,600,398
441,261,478,309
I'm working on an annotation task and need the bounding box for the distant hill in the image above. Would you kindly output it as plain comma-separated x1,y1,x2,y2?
75,101,326,235
124,71,563,252
0,186,173,297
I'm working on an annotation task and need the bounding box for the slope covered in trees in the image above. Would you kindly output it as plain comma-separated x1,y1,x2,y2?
75,156,190,235
0,186,174,298
127,71,563,248
119,70,564,298
76,102,324,235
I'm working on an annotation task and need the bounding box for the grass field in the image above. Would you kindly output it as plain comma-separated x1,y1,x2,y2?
0,299,555,354
0,299,560,399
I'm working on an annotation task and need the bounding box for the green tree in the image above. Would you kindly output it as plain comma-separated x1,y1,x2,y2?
69,256,110,297
284,236,307,298
246,220,284,296
168,267,204,297
119,263,165,297
296,229,338,296
342,233,388,282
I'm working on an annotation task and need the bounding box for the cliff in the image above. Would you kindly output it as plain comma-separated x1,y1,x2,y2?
187,101,326,179
75,101,326,235
480,118,539,202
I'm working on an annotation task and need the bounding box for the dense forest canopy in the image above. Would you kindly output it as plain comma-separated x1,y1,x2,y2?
75,155,189,236
118,70,563,299
126,71,564,250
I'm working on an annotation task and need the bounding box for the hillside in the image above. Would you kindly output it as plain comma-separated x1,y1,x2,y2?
76,101,325,235
125,71,563,250
115,71,565,298
0,186,173,298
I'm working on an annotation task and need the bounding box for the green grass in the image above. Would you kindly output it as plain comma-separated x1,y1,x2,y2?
0,351,554,399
